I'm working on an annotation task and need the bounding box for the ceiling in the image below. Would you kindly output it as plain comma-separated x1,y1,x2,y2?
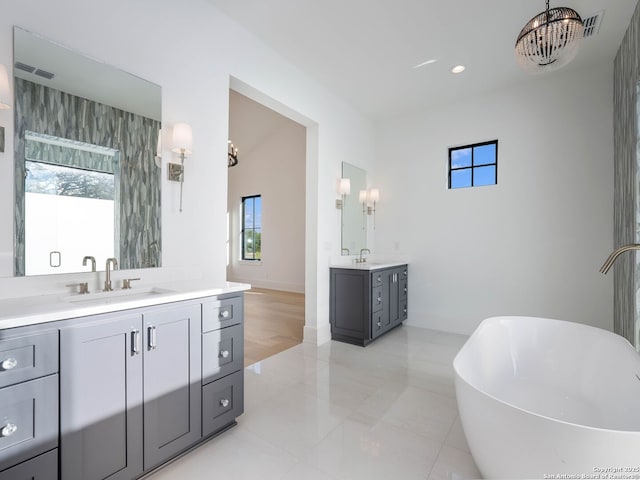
209,0,638,120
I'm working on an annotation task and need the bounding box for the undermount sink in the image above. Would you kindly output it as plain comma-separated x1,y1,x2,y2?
62,287,175,305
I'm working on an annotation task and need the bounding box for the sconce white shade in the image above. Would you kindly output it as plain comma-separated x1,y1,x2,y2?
171,122,193,155
0,64,11,110
369,188,380,203
359,190,368,204
338,178,351,195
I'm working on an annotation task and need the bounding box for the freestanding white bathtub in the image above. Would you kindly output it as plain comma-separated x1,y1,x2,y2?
453,316,640,479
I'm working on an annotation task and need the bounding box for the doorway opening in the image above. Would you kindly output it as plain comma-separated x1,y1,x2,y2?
226,87,307,365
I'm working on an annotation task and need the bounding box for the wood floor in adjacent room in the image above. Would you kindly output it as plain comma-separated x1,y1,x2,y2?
243,287,305,366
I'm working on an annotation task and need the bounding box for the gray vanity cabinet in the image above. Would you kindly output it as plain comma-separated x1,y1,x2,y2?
60,313,144,480
330,264,408,346
60,303,202,479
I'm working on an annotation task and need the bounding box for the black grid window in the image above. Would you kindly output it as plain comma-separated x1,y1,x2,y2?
241,195,262,261
448,140,498,189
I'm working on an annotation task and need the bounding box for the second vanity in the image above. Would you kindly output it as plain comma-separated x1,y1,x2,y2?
330,262,408,346
0,281,248,480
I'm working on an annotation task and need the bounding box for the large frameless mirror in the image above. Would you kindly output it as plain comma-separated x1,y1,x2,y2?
12,27,162,276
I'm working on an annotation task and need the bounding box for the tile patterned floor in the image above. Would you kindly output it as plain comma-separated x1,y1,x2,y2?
149,325,481,480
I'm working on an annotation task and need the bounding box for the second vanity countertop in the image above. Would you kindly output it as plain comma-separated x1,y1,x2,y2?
0,279,251,331
329,261,407,271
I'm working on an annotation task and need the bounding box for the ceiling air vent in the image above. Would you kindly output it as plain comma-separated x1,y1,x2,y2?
14,62,35,74
34,69,54,80
14,62,55,80
582,10,604,38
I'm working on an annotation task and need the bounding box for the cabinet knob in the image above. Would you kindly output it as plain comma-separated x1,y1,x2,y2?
404,287,408,293
377,321,382,327
220,310,230,319
377,297,382,303
404,270,407,276
220,350,230,359
1,358,18,371
219,398,230,408
1,423,17,437
403,308,408,314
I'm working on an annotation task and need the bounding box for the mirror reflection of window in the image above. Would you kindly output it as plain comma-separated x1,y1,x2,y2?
23,132,119,275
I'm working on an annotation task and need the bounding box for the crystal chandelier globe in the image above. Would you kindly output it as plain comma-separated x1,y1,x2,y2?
515,0,584,73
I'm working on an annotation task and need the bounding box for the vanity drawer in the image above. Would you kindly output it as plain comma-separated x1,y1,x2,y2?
371,271,383,288
202,324,244,385
202,370,244,437
0,448,58,480
371,286,383,312
0,375,59,472
202,296,243,332
0,331,58,389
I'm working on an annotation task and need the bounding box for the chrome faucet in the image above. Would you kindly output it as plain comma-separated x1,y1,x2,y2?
82,255,96,272
356,248,371,264
600,244,640,274
104,257,118,291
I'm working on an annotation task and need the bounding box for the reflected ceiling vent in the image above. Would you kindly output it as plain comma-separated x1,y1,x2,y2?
14,62,55,80
582,10,604,38
14,62,35,74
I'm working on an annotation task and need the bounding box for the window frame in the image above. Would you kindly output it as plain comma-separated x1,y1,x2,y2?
241,194,262,261
448,140,498,189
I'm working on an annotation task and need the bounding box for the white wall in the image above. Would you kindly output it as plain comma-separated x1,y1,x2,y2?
0,0,376,344
373,64,614,335
227,91,306,293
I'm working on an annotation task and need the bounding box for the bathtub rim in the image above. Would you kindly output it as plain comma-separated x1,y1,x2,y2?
453,315,640,434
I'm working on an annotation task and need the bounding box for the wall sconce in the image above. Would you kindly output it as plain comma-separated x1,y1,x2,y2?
359,188,380,229
0,64,11,153
169,122,193,212
154,128,162,168
228,140,239,167
335,178,351,209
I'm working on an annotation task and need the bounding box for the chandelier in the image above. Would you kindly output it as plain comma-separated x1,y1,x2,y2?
228,140,238,168
515,0,584,73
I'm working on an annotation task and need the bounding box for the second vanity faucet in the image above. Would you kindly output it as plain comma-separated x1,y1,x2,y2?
356,248,371,264
103,257,118,292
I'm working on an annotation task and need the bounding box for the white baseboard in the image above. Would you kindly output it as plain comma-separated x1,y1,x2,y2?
303,323,331,346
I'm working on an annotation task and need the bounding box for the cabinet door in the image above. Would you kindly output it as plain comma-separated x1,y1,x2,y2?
60,314,143,480
143,304,202,470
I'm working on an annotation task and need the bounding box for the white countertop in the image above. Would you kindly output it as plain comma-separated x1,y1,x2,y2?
0,280,250,330
329,262,407,271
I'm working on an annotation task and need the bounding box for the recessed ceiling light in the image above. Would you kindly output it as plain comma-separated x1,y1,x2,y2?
451,65,466,74
412,59,438,69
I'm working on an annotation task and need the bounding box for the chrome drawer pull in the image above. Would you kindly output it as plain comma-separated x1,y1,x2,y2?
148,325,157,350
220,310,230,319
1,358,18,371
131,330,141,356
1,423,17,437
220,350,230,359
219,399,230,408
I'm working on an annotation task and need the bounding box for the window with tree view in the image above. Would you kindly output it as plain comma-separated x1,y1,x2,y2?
242,195,262,261
448,140,498,189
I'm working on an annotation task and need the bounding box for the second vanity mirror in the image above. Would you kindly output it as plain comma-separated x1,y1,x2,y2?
341,162,367,255
13,27,162,276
